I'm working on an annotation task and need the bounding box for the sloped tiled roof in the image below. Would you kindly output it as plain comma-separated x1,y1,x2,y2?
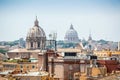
57,48,81,53
8,48,41,53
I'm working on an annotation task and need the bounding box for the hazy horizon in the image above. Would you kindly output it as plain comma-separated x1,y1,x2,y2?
0,0,120,42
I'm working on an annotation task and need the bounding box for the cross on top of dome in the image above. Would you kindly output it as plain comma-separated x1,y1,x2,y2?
70,24,74,29
34,16,39,26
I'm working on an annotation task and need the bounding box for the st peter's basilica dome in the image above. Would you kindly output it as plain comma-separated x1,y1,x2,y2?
64,24,79,43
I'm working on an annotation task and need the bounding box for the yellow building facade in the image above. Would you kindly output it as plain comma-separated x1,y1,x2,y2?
94,50,120,60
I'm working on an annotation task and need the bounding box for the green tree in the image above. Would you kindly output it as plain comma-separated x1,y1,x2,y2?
0,49,7,54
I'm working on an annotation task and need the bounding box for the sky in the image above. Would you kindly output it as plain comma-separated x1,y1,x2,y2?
0,0,120,42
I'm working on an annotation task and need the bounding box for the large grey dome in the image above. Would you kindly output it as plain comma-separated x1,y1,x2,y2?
26,17,46,50
64,24,79,43
27,18,46,38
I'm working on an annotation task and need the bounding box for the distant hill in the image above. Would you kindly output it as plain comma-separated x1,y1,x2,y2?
97,39,109,44
0,40,19,46
0,38,25,47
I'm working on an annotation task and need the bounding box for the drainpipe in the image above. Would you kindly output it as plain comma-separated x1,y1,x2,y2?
51,58,54,77
45,52,48,72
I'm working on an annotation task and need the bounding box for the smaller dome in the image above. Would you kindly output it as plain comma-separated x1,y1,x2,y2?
64,24,79,43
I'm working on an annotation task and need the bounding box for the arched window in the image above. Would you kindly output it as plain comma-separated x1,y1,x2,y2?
32,65,35,69
38,42,40,48
31,42,33,47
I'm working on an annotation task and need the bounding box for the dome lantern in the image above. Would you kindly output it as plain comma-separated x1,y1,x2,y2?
70,24,74,29
34,16,39,27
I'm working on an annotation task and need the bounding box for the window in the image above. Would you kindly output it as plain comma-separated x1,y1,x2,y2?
104,54,106,56
32,65,35,69
31,42,33,47
21,65,23,68
65,52,76,56
27,66,29,68
38,42,40,48
69,65,73,70
69,73,72,80
16,53,18,55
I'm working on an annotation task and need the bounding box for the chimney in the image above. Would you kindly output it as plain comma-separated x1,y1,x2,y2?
118,41,120,51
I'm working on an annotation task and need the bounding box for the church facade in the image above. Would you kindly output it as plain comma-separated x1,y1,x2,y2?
7,17,46,59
